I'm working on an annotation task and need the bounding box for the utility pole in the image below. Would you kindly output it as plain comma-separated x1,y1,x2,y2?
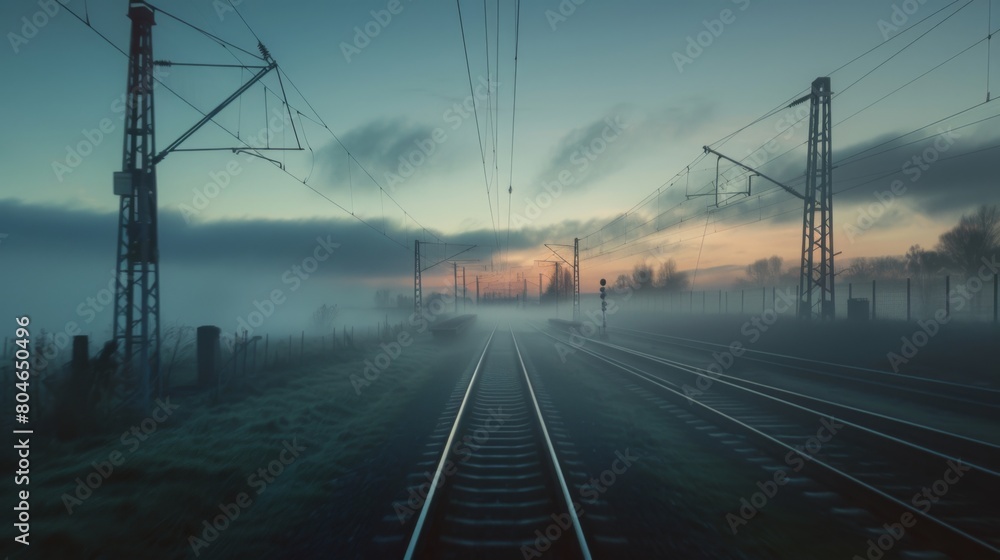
543,243,579,321
113,1,286,410
539,273,543,303
413,241,476,316
700,77,835,321
453,262,458,314
462,266,466,311
476,275,480,306
797,77,835,320
114,2,159,408
573,238,580,321
555,262,560,318
414,239,422,316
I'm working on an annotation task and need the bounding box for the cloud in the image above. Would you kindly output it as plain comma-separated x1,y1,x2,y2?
531,99,718,195
316,117,445,190
0,199,612,332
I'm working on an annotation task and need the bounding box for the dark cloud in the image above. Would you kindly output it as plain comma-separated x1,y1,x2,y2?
532,99,718,195
316,117,445,189
0,200,609,332
630,122,1000,232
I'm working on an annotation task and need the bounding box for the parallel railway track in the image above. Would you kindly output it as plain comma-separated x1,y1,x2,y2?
607,325,1000,416
537,323,1000,559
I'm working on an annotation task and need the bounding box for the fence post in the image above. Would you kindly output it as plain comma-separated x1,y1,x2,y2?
906,278,911,322
945,276,950,319
872,280,877,320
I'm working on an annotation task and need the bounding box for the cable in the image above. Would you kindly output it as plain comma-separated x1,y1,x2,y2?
836,0,974,100
505,0,521,278
456,0,501,251
145,3,264,61
61,1,438,250
227,0,263,46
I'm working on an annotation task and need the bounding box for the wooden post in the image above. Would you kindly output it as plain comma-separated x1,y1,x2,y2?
945,276,950,319
906,278,911,322
872,280,877,320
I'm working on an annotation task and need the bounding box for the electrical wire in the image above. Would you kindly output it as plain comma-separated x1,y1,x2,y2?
456,0,501,251
60,1,440,250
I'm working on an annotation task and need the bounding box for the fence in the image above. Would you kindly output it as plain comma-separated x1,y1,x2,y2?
607,273,1000,323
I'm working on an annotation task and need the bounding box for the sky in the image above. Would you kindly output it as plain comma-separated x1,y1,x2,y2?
2,0,1000,338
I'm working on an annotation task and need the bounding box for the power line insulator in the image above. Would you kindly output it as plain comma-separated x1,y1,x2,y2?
258,41,271,61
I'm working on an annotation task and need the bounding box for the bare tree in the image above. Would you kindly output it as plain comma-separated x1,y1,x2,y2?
544,269,574,298
654,258,690,292
373,289,392,308
936,204,1000,274
311,303,338,331
631,263,655,290
613,274,633,292
742,255,785,286
841,256,907,281
904,245,948,277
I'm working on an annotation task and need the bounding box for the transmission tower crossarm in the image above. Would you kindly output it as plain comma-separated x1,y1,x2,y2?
702,146,805,201
543,243,574,267
153,60,277,164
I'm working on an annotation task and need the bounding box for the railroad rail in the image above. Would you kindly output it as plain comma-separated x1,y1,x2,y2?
402,325,592,559
536,323,1000,558
605,325,1000,415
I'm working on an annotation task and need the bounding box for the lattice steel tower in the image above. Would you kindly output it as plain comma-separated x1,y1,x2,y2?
113,1,160,407
798,77,835,320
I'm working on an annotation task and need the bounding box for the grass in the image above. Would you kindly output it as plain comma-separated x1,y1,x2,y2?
16,336,445,560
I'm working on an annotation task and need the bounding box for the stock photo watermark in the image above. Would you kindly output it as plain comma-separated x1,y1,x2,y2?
60,398,180,514
877,0,929,41
512,115,629,228
521,449,638,559
852,459,969,560
7,0,69,54
843,126,959,243
673,0,751,73
725,416,843,534
886,255,999,372
188,438,306,556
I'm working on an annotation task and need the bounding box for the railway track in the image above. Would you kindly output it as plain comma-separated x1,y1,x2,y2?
537,323,1000,559
606,325,1000,416
401,325,592,560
